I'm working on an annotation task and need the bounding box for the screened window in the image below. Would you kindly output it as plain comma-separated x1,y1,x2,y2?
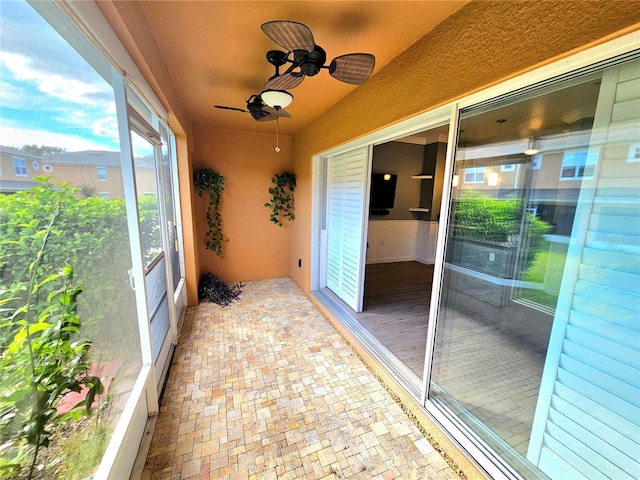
0,2,143,478
13,157,27,176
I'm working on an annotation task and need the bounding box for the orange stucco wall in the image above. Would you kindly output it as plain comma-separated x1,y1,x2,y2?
193,127,293,284
289,0,640,293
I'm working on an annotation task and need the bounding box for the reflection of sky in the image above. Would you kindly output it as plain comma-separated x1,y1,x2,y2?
0,0,119,151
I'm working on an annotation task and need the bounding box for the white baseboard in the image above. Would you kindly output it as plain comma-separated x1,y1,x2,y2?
414,254,435,265
366,255,415,265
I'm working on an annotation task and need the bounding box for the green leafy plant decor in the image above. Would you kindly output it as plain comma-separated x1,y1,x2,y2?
0,203,104,479
265,172,296,226
193,168,226,256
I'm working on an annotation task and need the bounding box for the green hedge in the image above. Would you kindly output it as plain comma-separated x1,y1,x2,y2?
0,179,158,357
452,191,551,273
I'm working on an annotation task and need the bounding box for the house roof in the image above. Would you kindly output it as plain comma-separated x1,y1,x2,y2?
1,146,123,167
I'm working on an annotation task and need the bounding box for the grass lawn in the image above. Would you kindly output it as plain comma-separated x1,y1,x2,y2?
519,242,569,310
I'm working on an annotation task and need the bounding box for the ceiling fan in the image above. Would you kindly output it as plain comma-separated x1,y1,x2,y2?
214,93,292,122
261,20,376,90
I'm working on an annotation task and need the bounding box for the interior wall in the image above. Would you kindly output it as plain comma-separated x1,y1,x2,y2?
290,0,640,293
370,142,423,221
193,127,293,284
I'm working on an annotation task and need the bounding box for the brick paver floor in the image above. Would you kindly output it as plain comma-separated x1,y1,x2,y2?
141,278,461,479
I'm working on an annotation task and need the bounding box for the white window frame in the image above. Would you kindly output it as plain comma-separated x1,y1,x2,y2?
628,143,640,163
97,165,107,181
463,166,485,184
13,157,27,176
500,163,515,172
559,148,599,180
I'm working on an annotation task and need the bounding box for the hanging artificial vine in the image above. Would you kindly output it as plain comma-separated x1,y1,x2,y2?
264,171,296,226
193,168,226,256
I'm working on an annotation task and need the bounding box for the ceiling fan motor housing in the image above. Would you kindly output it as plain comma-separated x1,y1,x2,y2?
247,96,268,119
297,45,326,77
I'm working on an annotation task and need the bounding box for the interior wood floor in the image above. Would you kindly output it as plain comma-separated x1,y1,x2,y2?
354,261,434,378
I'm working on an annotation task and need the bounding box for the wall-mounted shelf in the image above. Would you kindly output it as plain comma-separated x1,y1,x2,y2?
409,207,430,213
411,175,433,180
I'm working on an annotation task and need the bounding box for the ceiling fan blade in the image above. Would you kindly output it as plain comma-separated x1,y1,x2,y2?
214,105,249,113
262,106,292,119
264,72,305,90
261,20,314,52
329,53,376,85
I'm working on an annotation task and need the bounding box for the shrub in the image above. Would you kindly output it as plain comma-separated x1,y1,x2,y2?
0,206,103,479
452,191,551,272
0,179,140,358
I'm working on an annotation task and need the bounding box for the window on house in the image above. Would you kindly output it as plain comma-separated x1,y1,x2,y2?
97,166,107,181
13,157,27,176
628,143,640,162
500,163,515,172
99,192,109,199
531,154,542,170
559,149,599,180
463,166,485,183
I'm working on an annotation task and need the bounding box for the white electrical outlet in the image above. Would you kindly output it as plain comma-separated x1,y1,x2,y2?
489,252,495,261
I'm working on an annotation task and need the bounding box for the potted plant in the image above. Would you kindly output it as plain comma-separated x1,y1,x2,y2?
264,172,296,226
193,168,226,256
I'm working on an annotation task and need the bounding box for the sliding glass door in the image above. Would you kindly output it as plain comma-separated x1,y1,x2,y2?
429,57,640,479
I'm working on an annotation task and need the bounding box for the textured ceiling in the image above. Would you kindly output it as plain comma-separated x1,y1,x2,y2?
129,1,468,136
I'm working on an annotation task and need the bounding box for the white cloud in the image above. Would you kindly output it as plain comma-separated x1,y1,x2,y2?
91,115,119,139
0,125,115,152
0,51,109,106
0,77,22,104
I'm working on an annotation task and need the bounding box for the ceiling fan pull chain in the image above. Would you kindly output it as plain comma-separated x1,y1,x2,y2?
275,116,281,153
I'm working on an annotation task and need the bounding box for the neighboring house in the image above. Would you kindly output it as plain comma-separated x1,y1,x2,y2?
0,146,156,199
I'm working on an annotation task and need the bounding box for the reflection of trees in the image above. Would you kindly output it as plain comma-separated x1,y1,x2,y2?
20,144,67,156
452,191,551,272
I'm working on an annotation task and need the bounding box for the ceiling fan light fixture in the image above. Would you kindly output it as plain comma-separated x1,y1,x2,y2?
524,137,540,156
261,89,294,109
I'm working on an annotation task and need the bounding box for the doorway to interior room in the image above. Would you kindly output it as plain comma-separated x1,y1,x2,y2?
313,122,449,387
358,125,449,379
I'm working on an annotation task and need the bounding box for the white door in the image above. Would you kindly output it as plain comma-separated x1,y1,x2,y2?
130,128,174,394
325,146,372,312
162,126,187,320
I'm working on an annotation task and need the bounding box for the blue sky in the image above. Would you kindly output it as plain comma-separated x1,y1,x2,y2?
0,0,120,152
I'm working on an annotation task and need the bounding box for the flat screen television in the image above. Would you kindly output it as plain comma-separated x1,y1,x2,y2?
369,173,398,212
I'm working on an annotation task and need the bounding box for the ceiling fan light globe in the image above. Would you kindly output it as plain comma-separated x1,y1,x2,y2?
261,89,294,109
